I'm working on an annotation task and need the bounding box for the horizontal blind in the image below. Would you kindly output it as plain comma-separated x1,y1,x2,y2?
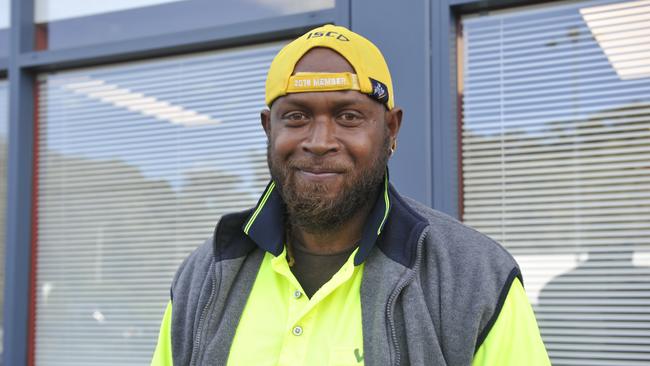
461,1,650,365
35,43,283,365
0,80,7,358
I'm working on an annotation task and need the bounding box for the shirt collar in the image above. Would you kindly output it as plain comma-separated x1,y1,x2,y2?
242,171,392,266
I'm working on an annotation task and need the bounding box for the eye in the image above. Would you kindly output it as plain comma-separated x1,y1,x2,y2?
286,112,308,120
337,111,363,126
282,111,309,126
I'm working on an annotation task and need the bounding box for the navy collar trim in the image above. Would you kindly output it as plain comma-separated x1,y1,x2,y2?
242,173,392,266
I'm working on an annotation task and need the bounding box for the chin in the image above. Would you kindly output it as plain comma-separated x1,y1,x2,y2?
293,181,342,200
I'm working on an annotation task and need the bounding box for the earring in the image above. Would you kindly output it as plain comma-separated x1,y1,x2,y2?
390,140,397,155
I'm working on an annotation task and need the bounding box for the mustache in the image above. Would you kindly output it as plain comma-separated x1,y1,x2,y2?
286,158,351,172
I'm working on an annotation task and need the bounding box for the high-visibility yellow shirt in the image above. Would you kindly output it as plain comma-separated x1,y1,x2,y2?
151,254,550,366
472,277,551,366
227,247,364,366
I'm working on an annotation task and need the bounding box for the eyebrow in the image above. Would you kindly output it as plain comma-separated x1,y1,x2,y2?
280,94,367,110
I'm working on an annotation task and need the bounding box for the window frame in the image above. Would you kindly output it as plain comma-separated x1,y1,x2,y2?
422,0,564,217
453,1,650,365
3,0,349,365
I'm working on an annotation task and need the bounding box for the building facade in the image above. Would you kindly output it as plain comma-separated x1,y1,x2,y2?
1,0,649,365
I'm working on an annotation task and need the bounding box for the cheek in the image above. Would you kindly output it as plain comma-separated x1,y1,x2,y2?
343,126,386,162
347,139,374,161
270,131,299,158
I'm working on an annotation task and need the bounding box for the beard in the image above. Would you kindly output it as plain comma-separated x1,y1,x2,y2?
268,132,391,234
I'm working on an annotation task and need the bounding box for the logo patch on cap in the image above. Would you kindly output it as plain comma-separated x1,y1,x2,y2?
286,72,361,93
305,31,350,41
369,78,389,105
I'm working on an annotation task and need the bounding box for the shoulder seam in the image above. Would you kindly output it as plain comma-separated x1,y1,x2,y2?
474,267,522,353
427,210,520,272
402,196,506,253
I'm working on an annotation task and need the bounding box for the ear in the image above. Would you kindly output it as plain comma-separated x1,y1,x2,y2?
385,107,403,141
261,109,272,140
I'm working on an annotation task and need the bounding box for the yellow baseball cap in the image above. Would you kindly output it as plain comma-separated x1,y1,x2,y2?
265,24,395,110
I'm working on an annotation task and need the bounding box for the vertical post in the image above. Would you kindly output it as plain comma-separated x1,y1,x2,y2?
351,0,433,206
335,0,351,28
4,0,35,364
430,0,460,218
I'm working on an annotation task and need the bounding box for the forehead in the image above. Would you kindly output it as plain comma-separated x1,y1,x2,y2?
274,89,376,109
293,47,355,74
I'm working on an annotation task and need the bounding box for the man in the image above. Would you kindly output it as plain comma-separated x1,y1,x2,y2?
151,24,550,365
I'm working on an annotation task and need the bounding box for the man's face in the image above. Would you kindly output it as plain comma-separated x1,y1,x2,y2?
261,48,402,233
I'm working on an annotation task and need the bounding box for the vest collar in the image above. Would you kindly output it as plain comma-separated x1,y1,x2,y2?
242,172,392,266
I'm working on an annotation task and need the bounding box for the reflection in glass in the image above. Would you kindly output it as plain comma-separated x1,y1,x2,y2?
461,0,650,365
538,246,650,363
580,1,650,80
0,0,8,28
35,43,282,365
0,0,9,57
34,0,334,50
35,0,186,22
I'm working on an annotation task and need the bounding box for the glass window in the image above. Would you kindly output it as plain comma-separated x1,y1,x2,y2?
0,79,7,365
35,42,282,364
0,0,9,57
460,0,650,365
34,0,334,50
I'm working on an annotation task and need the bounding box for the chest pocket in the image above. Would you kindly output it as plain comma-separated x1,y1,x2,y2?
329,346,364,366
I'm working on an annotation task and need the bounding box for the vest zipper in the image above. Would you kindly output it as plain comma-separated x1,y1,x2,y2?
386,277,409,365
190,262,217,366
385,228,427,366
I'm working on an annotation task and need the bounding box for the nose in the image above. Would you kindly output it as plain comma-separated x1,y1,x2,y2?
301,117,339,156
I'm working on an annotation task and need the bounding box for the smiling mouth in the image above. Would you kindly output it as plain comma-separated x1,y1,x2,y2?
300,170,339,176
295,168,343,181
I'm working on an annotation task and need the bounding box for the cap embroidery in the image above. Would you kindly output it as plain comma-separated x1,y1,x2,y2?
306,31,350,42
369,78,389,104
286,72,361,93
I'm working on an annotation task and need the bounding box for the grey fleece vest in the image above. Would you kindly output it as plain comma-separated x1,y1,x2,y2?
169,186,520,366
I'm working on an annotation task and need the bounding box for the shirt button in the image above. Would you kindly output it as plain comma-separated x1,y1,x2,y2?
293,290,302,299
292,326,303,336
